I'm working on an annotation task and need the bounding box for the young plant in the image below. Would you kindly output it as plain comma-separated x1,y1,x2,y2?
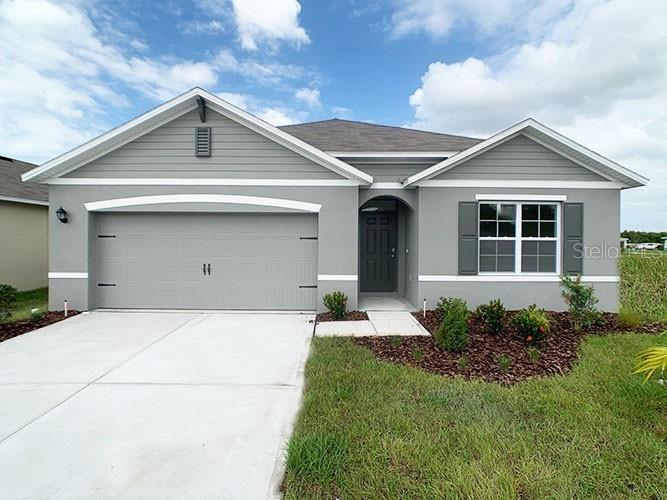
412,347,424,361
475,299,506,335
560,275,603,331
458,355,469,371
390,336,402,348
633,345,667,384
511,305,550,344
322,291,348,321
434,297,469,352
526,346,541,363
618,309,643,330
0,284,18,323
497,355,512,371
436,296,456,316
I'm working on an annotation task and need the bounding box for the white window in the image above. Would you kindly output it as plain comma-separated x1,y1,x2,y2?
478,202,560,274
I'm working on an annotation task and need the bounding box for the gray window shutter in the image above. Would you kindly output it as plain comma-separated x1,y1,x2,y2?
459,201,478,275
195,127,211,157
562,202,584,275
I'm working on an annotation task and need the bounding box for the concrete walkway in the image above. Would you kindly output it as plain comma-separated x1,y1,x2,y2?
316,310,430,337
0,311,314,499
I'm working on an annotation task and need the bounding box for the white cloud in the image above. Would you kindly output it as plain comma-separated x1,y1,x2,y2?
257,107,299,126
214,49,319,87
0,0,221,162
199,0,309,51
331,106,353,118
180,19,226,36
294,87,321,107
407,0,667,230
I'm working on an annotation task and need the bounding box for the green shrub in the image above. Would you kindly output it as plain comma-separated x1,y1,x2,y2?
389,336,402,348
618,308,643,329
322,291,347,320
526,346,541,363
497,355,512,370
434,297,468,352
475,299,506,335
29,308,45,322
560,275,603,331
0,284,18,323
512,305,550,343
412,348,423,361
458,356,469,370
436,296,456,316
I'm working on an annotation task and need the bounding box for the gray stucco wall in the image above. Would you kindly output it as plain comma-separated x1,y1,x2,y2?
0,201,48,290
48,184,358,312
434,135,607,181
417,187,621,311
347,158,441,182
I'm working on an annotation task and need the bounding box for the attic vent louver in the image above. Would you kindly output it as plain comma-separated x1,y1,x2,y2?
195,127,211,157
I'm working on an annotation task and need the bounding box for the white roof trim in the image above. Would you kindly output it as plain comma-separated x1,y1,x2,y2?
419,180,623,189
49,178,358,187
475,194,567,201
404,118,648,188
23,88,373,185
329,151,456,158
0,195,48,206
84,194,322,213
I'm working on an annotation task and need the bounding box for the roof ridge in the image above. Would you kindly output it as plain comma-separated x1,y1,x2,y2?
280,118,482,141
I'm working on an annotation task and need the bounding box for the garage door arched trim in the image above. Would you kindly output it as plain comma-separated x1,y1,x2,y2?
84,194,322,213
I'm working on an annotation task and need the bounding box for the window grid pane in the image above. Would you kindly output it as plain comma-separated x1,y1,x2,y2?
519,204,558,273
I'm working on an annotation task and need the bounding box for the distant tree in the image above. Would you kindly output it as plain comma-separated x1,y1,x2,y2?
621,230,667,244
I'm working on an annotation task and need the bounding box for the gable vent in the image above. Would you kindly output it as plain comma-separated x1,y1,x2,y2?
195,127,211,157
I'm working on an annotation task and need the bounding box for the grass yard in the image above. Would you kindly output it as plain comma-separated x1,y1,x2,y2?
284,335,667,499
620,251,667,322
7,287,48,322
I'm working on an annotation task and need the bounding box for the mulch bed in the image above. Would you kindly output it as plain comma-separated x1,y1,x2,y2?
316,310,369,322
0,311,81,344
354,310,666,384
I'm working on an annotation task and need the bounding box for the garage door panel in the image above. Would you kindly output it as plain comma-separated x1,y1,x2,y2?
95,213,317,310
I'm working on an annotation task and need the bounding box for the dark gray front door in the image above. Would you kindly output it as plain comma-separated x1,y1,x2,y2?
360,212,397,292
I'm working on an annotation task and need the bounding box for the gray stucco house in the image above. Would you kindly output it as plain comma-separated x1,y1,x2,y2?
22,88,647,312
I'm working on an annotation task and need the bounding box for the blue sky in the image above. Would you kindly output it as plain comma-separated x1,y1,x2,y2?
0,0,665,229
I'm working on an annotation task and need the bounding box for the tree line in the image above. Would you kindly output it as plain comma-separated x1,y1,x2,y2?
621,231,667,243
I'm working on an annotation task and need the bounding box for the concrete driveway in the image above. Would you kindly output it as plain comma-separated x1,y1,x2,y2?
0,311,314,499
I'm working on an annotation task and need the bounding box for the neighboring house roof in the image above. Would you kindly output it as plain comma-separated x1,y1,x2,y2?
22,88,373,185
403,118,648,189
0,156,48,205
279,119,482,153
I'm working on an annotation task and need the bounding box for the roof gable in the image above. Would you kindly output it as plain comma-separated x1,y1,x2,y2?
279,119,481,153
23,88,373,185
404,118,648,189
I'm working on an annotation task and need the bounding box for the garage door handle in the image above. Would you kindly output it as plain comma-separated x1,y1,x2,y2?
207,263,211,275
203,263,206,275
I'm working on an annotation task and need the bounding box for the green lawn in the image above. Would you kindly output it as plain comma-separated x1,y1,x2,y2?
620,252,667,322
284,335,667,499
6,287,48,322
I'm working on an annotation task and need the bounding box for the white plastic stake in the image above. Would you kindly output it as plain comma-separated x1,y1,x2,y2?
64,300,68,317
423,299,426,318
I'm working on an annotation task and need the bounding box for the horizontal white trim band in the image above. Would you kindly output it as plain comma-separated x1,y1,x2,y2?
475,194,567,201
317,275,358,281
49,272,88,279
0,195,49,206
419,275,619,283
419,180,623,189
367,182,405,190
85,194,322,213
329,151,456,158
49,178,359,187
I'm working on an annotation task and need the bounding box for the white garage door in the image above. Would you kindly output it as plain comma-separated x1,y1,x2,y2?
95,213,318,310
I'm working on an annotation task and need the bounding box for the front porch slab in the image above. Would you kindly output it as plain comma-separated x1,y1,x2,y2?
315,312,430,337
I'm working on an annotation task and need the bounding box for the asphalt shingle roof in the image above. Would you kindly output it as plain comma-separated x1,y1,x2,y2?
0,156,48,203
279,118,482,153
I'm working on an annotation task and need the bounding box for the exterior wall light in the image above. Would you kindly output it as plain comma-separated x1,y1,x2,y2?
56,206,68,223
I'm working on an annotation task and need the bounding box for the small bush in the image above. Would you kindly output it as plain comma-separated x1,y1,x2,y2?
458,356,469,371
512,305,550,343
475,299,506,335
618,309,643,329
526,346,541,363
0,284,18,323
322,291,347,320
434,297,469,352
436,296,456,316
497,355,512,371
560,275,603,331
29,308,45,322
412,348,423,361
389,336,402,348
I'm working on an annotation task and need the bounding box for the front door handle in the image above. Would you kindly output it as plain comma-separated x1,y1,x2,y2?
391,247,396,259
207,263,211,275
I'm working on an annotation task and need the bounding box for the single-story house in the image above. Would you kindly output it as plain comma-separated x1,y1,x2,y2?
22,88,647,312
0,156,48,291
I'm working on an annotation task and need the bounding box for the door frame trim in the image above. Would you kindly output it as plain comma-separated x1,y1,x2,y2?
85,194,322,213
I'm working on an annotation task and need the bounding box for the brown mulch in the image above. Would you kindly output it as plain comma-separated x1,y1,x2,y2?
316,310,369,322
353,310,666,385
0,311,81,344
